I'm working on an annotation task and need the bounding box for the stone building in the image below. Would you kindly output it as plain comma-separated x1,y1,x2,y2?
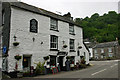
93,41,120,59
1,2,89,72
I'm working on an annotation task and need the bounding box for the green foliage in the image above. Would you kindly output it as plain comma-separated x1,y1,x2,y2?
79,64,87,68
81,57,86,64
35,61,45,75
75,11,119,43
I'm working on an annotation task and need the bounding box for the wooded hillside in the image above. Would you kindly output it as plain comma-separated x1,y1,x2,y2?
75,11,120,43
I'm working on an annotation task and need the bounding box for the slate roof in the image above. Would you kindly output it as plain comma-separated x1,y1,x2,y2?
93,41,119,48
7,2,82,28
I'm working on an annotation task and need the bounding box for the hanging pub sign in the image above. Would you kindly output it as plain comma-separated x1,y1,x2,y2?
30,19,38,33
57,51,68,56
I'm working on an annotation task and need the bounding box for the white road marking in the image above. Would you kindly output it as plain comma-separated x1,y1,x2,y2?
91,69,107,76
110,65,114,68
110,64,118,68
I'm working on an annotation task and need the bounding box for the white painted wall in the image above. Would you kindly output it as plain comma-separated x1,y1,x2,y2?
7,6,89,72
89,48,93,58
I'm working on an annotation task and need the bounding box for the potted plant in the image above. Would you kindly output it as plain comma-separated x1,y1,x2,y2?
35,61,45,75
14,55,22,60
43,56,49,61
13,42,19,46
63,44,67,48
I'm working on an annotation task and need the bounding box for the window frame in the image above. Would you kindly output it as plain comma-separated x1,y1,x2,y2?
94,49,97,53
101,49,104,53
50,35,58,50
69,24,75,35
69,39,75,52
108,48,112,53
50,18,58,31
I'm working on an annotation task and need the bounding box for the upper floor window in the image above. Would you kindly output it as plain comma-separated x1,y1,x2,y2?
50,18,58,31
30,19,38,33
101,49,104,53
50,35,58,50
94,50,97,53
69,39,75,51
108,48,112,52
69,24,75,35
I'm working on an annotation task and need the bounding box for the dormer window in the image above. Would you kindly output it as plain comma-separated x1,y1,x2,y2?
69,24,75,35
30,19,38,33
50,18,58,31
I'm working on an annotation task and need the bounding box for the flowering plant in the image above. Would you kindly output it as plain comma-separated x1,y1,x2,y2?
63,44,67,48
14,55,22,60
13,42,19,46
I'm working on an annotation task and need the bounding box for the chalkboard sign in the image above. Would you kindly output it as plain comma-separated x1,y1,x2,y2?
52,67,58,74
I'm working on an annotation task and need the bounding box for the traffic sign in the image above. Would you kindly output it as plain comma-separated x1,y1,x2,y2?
3,46,6,54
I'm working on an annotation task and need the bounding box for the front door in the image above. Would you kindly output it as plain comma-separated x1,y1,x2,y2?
23,55,31,71
58,56,64,71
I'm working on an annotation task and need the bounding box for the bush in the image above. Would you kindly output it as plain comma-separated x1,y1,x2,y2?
80,64,87,68
35,62,45,75
23,71,30,77
81,58,86,64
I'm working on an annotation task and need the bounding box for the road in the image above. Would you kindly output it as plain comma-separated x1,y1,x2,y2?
34,60,119,78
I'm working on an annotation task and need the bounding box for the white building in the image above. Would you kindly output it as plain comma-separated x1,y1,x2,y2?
1,2,89,72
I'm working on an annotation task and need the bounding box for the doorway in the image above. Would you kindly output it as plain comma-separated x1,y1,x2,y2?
23,55,32,71
50,55,56,66
58,56,64,71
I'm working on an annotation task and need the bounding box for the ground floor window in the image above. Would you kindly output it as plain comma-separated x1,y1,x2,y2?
109,54,113,57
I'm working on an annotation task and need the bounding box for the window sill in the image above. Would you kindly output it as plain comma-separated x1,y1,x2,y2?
50,29,59,32
69,50,76,52
69,33,75,35
50,49,59,51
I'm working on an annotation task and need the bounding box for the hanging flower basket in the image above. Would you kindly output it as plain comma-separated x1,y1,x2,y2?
13,42,19,46
43,56,49,60
78,46,82,49
63,45,68,48
66,56,71,59
14,55,22,60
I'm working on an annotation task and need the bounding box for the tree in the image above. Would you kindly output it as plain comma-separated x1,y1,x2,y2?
75,11,118,43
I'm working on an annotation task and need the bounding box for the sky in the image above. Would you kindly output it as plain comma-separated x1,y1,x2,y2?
19,0,120,18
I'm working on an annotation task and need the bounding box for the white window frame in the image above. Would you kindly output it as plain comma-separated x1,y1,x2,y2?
50,18,58,30
101,49,104,53
109,54,113,57
94,49,97,53
50,35,58,49
70,39,75,51
69,24,74,34
108,48,112,53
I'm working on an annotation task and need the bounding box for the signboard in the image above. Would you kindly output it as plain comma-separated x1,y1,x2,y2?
57,51,68,56
3,46,6,54
52,67,58,74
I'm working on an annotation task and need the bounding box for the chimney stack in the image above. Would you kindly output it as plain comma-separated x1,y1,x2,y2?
63,12,73,20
